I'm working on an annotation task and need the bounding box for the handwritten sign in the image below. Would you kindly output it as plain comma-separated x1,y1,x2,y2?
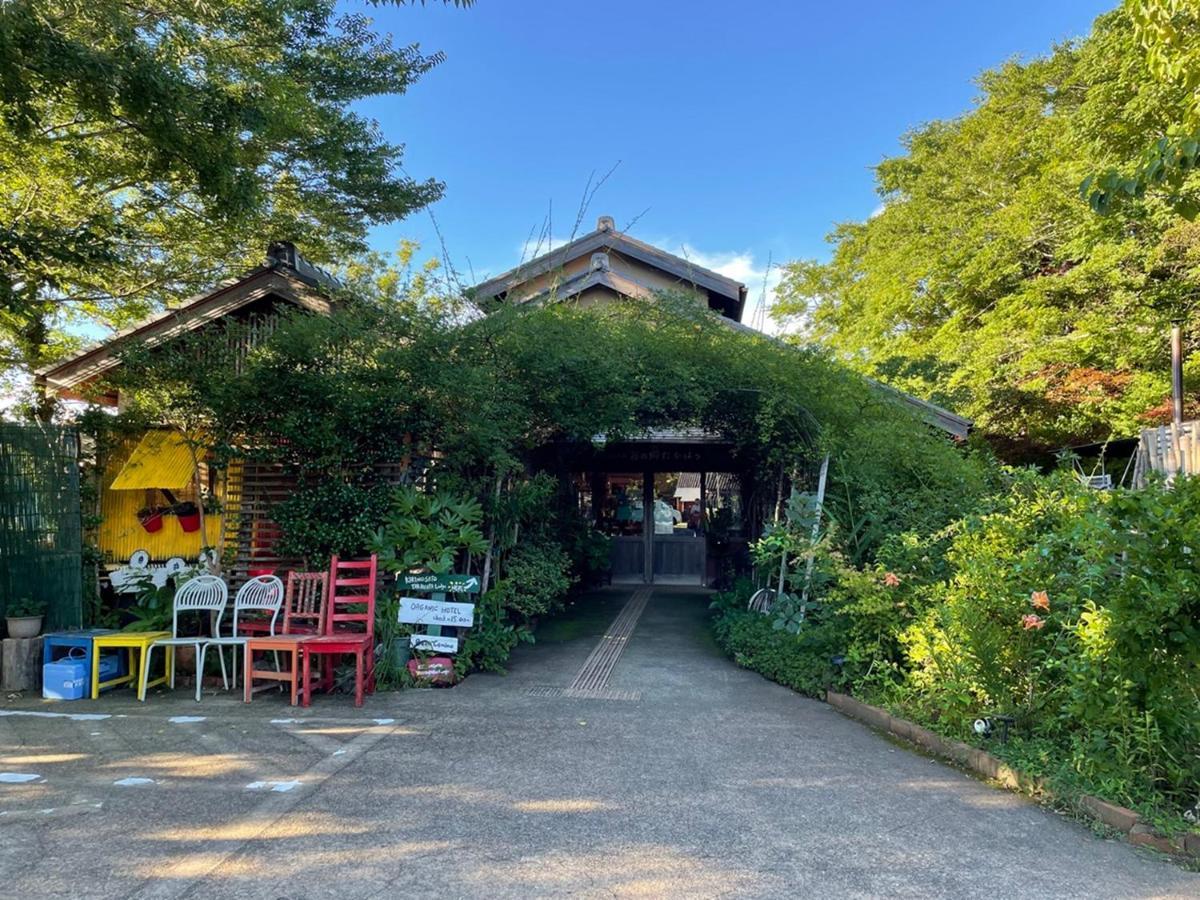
397,573,480,594
398,597,475,628
409,634,459,653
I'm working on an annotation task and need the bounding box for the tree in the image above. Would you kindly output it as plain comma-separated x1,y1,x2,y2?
0,0,468,417
1083,0,1200,216
773,8,1200,455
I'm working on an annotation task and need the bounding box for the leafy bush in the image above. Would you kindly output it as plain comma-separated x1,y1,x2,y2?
5,597,45,618
711,580,841,696
717,469,1200,828
493,540,574,620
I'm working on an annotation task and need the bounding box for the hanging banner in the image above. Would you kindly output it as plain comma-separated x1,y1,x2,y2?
398,597,475,627
397,573,480,594
409,634,459,653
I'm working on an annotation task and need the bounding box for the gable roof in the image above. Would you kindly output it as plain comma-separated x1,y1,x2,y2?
36,244,335,394
472,216,747,319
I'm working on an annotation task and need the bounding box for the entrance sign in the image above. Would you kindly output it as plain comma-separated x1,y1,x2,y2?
409,634,459,653
397,573,480,594
398,597,475,627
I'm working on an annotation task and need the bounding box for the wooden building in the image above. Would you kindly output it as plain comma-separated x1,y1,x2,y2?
35,242,339,583
38,219,971,590
478,216,971,585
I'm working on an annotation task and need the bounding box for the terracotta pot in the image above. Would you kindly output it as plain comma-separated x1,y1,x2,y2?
177,512,201,533
6,615,43,638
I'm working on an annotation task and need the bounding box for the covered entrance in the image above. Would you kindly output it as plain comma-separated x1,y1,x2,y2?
590,471,730,584
538,430,751,587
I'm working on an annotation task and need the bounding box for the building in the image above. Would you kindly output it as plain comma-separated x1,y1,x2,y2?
37,220,970,588
475,216,970,585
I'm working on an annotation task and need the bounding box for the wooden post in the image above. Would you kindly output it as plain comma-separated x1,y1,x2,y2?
643,470,654,584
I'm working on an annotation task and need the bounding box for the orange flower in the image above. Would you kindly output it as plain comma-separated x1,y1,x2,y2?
1021,614,1046,630
1030,590,1050,611
883,572,901,587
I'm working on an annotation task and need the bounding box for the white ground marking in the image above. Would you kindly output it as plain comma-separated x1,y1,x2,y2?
244,780,301,793
269,718,298,724
373,718,395,725
136,722,403,899
166,716,206,724
0,710,110,722
0,773,42,783
113,777,157,787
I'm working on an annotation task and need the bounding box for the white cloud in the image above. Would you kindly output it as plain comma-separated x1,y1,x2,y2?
669,243,787,335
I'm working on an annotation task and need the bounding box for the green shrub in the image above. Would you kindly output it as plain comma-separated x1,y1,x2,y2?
711,581,842,697
493,540,574,620
714,469,1200,828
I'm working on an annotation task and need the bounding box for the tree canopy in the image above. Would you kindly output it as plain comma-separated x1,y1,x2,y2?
0,0,464,414
773,7,1200,456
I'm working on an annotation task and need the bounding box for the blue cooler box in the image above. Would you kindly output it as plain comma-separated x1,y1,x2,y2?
43,656,88,700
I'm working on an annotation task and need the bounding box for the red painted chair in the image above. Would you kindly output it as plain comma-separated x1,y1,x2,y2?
239,569,328,637
299,555,378,708
243,570,331,706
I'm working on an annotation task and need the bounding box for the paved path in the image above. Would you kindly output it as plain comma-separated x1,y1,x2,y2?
1,587,1196,898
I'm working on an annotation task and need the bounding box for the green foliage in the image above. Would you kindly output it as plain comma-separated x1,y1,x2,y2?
897,471,1200,819
114,286,987,674
711,581,841,697
371,486,488,574
5,596,45,617
773,7,1200,453
0,0,461,413
1085,1,1200,215
717,469,1200,828
491,541,574,620
121,567,203,632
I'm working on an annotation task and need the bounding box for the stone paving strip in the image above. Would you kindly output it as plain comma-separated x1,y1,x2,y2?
566,586,651,696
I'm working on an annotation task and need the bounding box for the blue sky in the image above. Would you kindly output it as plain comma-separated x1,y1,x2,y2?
361,0,1113,309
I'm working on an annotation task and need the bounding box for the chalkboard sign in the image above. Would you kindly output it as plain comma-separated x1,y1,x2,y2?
397,573,480,594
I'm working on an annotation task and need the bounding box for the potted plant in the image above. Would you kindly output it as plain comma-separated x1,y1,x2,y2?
172,500,201,533
6,597,46,638
137,505,166,533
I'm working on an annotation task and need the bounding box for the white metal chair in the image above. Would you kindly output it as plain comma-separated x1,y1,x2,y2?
206,575,285,689
139,574,229,702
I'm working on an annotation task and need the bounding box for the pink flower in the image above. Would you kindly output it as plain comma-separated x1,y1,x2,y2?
883,572,901,587
1021,614,1046,631
1030,590,1050,611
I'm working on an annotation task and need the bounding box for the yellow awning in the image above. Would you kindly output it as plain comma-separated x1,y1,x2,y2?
109,430,197,490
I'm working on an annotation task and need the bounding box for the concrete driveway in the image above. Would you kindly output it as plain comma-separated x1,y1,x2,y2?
1,587,1196,898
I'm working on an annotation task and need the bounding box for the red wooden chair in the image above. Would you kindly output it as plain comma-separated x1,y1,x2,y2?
243,570,329,706
238,570,327,637
299,555,378,708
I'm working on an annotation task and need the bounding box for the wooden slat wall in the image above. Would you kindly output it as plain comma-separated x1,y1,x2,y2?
1133,420,1200,487
221,453,430,589
221,459,303,588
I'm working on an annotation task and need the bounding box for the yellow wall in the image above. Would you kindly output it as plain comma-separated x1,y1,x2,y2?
97,436,223,565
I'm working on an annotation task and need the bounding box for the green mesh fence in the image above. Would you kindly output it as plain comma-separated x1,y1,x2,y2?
0,423,82,629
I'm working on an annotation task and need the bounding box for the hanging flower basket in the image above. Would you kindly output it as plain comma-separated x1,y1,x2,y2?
172,501,201,533
137,507,165,533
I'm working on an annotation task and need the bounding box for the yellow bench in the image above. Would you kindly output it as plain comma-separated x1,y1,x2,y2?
91,632,174,699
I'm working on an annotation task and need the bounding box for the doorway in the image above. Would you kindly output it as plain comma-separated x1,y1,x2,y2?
583,470,740,585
